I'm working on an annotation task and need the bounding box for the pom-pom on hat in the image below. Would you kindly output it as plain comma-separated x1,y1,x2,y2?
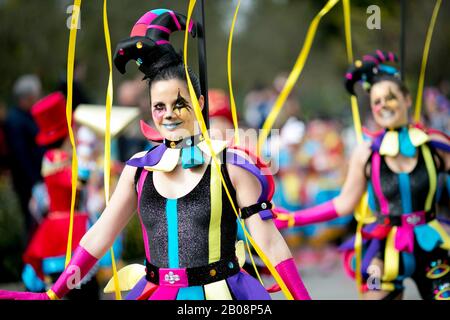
113,9,196,78
345,50,400,95
31,91,68,146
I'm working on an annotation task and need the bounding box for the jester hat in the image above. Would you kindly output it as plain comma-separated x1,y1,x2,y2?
345,50,400,96
113,9,196,78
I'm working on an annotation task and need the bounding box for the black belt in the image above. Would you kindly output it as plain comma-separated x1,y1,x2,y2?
145,256,240,287
376,211,435,226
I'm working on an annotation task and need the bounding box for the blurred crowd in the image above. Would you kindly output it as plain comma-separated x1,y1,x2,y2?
0,64,449,295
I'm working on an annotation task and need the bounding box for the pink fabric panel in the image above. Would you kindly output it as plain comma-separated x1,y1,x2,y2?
188,20,194,32
130,24,148,37
371,152,390,215
169,11,181,30
376,49,386,62
395,226,415,253
148,24,171,34
137,170,151,261
136,12,158,25
156,40,170,45
149,286,179,300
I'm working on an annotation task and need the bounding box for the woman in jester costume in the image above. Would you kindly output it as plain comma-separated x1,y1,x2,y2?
0,9,310,300
275,51,450,300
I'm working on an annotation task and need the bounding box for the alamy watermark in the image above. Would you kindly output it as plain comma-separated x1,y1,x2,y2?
366,264,382,290
163,127,281,175
367,5,381,30
67,5,81,30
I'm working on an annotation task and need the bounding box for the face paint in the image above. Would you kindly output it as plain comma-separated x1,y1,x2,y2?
173,89,193,117
150,79,199,140
372,89,399,112
372,99,383,113
152,103,166,122
385,89,399,109
370,81,409,129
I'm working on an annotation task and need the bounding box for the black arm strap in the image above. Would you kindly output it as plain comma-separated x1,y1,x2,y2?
240,201,273,220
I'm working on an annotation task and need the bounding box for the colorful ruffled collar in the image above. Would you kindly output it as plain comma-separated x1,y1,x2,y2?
127,134,228,172
372,126,429,157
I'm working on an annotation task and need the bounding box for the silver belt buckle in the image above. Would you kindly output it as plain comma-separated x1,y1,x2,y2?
164,271,180,284
406,214,421,226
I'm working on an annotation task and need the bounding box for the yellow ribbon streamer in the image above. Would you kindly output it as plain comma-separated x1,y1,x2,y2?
414,0,442,122
343,0,353,63
256,0,340,155
184,0,294,300
227,0,241,146
350,95,363,144
65,0,82,267
422,144,437,212
225,0,264,285
103,0,121,300
343,0,371,298
382,227,399,282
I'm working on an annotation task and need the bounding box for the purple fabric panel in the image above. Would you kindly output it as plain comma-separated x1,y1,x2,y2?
226,151,273,220
429,140,450,153
125,276,148,300
126,144,167,168
259,209,274,220
225,151,268,201
226,271,271,300
361,239,381,276
371,132,385,152
338,222,377,251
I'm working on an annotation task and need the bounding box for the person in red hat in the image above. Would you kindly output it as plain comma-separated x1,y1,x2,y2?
208,89,234,142
21,92,99,299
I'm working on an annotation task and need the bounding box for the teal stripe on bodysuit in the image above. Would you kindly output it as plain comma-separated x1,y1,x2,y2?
398,173,412,214
166,199,179,268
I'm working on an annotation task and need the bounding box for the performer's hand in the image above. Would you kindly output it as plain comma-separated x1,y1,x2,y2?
272,207,292,230
273,201,339,230
0,290,50,300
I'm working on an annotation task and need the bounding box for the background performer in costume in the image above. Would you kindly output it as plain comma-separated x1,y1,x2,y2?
275,51,450,300
22,92,99,299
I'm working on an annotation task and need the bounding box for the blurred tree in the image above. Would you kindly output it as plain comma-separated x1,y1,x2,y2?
0,0,448,123
0,176,25,282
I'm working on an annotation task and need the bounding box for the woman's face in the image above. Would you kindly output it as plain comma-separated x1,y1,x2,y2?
150,78,203,141
370,80,411,129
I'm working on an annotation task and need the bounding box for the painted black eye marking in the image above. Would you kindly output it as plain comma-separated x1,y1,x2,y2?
152,103,165,111
173,89,193,113
386,89,398,102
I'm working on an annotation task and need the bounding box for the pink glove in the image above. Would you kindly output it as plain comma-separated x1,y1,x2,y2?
0,291,49,300
276,258,311,300
0,245,97,300
47,245,98,300
274,200,338,230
